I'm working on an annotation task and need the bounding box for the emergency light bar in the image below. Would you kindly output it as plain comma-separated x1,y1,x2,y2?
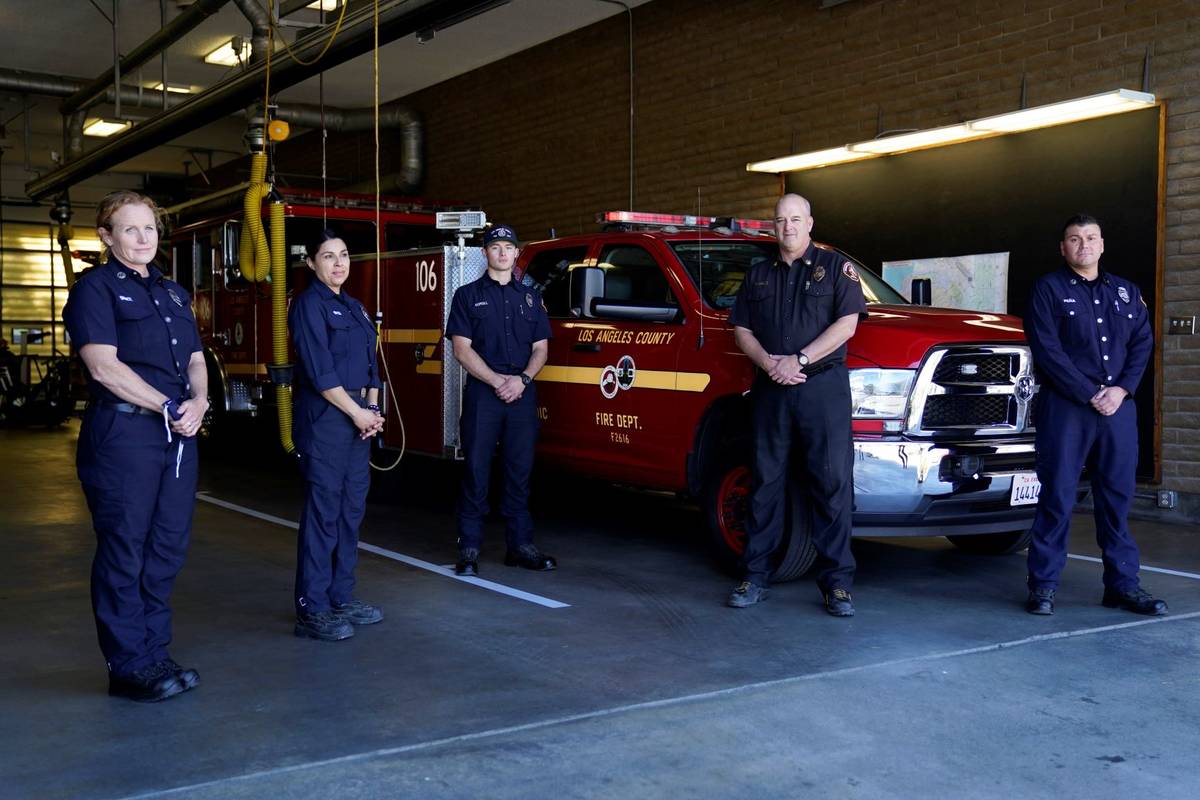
598,210,774,233
436,211,488,231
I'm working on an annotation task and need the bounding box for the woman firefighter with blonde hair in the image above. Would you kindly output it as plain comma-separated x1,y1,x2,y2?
63,190,207,702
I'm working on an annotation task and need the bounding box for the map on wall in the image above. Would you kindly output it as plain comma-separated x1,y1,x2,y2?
881,252,1010,312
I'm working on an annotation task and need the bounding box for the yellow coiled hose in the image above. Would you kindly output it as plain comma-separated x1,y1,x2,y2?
269,199,295,455
239,152,272,283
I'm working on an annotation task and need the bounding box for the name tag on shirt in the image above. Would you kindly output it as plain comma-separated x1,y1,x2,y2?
331,310,343,316
118,295,134,302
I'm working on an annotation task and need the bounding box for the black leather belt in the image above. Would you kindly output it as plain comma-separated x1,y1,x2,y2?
97,401,158,417
347,387,368,398
802,361,840,377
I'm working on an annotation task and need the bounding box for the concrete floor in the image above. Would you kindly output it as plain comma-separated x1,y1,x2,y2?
2,421,1198,800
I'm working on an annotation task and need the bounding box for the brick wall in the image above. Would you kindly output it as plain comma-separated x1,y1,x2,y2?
267,0,1200,497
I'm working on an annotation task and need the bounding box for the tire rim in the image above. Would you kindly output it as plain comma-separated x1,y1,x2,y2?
716,465,750,555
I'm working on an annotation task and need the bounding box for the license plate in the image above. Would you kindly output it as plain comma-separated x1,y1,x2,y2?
1010,473,1041,506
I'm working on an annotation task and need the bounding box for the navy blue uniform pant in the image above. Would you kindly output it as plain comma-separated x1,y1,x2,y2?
1027,388,1141,592
457,377,537,551
743,367,855,591
295,402,370,614
77,406,198,677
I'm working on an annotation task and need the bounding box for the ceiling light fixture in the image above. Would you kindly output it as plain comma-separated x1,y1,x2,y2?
306,1,340,9
83,119,132,138
203,38,252,66
150,82,192,94
747,89,1156,173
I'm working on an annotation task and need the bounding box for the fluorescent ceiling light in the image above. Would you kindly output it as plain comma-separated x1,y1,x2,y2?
204,38,252,66
82,118,131,137
747,147,872,173
850,124,981,154
969,88,1155,132
748,89,1156,173
307,1,341,8
150,81,192,94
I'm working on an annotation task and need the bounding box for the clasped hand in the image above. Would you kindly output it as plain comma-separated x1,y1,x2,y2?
353,408,385,439
1090,385,1127,416
170,397,209,438
494,375,526,403
765,354,807,386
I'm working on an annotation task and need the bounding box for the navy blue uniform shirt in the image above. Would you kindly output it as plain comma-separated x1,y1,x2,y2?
445,273,552,375
289,281,380,396
1024,266,1152,405
729,242,868,368
63,257,201,403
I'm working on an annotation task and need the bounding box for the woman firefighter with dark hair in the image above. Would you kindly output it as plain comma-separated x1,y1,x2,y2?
288,227,385,642
63,190,206,702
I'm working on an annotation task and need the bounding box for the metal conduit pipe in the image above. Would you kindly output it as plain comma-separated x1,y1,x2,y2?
275,101,424,193
233,0,271,65
60,0,232,114
27,0,458,199
0,68,181,110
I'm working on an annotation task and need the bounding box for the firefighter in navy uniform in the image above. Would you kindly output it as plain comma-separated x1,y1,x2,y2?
1022,214,1165,616
289,229,386,642
727,194,867,617
63,191,205,702
446,224,555,576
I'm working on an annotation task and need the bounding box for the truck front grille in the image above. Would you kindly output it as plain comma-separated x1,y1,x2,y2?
907,345,1037,436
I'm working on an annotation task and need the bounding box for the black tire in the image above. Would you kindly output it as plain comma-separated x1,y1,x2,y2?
946,530,1033,555
701,452,817,582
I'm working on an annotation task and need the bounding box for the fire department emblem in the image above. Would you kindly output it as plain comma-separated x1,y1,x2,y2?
812,265,825,283
842,261,860,283
600,365,620,399
526,293,534,307
1118,286,1130,304
616,355,636,390
599,355,636,398
168,288,185,307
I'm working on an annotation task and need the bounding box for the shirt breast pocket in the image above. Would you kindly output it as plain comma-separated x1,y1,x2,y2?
114,300,156,356
803,281,834,319
326,312,356,355
1053,304,1087,346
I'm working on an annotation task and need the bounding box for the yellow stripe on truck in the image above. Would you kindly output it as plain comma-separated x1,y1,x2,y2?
420,362,710,392
383,328,442,344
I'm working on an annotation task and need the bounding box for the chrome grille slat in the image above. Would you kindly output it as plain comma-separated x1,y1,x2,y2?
906,345,1038,437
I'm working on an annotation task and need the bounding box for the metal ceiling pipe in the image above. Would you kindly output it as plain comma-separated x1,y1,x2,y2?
0,68,179,108
60,0,232,114
27,0,459,200
233,0,270,64
275,100,423,191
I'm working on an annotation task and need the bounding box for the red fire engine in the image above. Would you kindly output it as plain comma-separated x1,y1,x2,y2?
173,198,1041,580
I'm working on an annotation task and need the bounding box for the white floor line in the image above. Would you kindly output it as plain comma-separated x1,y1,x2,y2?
116,610,1200,800
1067,552,1200,581
194,493,570,609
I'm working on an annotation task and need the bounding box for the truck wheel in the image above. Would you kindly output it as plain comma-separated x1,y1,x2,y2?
702,456,816,582
946,530,1033,555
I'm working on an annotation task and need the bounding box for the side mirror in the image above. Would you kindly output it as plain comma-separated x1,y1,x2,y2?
911,277,932,306
570,266,606,318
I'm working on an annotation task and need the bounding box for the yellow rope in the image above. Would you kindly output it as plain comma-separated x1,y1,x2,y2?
276,0,350,67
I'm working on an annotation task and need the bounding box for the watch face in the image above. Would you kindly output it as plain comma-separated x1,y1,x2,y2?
521,373,532,385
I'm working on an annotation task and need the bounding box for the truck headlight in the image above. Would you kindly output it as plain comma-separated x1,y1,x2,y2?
849,368,915,419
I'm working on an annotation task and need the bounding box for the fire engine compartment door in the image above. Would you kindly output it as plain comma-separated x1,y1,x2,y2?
380,245,486,458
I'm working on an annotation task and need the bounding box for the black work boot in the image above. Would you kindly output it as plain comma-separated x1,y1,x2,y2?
1025,587,1055,615
332,599,384,625
727,581,769,608
294,609,355,641
455,547,480,576
504,544,557,571
108,662,186,702
163,659,200,691
823,588,855,617
1102,586,1167,616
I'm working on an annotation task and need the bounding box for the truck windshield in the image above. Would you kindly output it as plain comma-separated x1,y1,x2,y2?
668,240,908,309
